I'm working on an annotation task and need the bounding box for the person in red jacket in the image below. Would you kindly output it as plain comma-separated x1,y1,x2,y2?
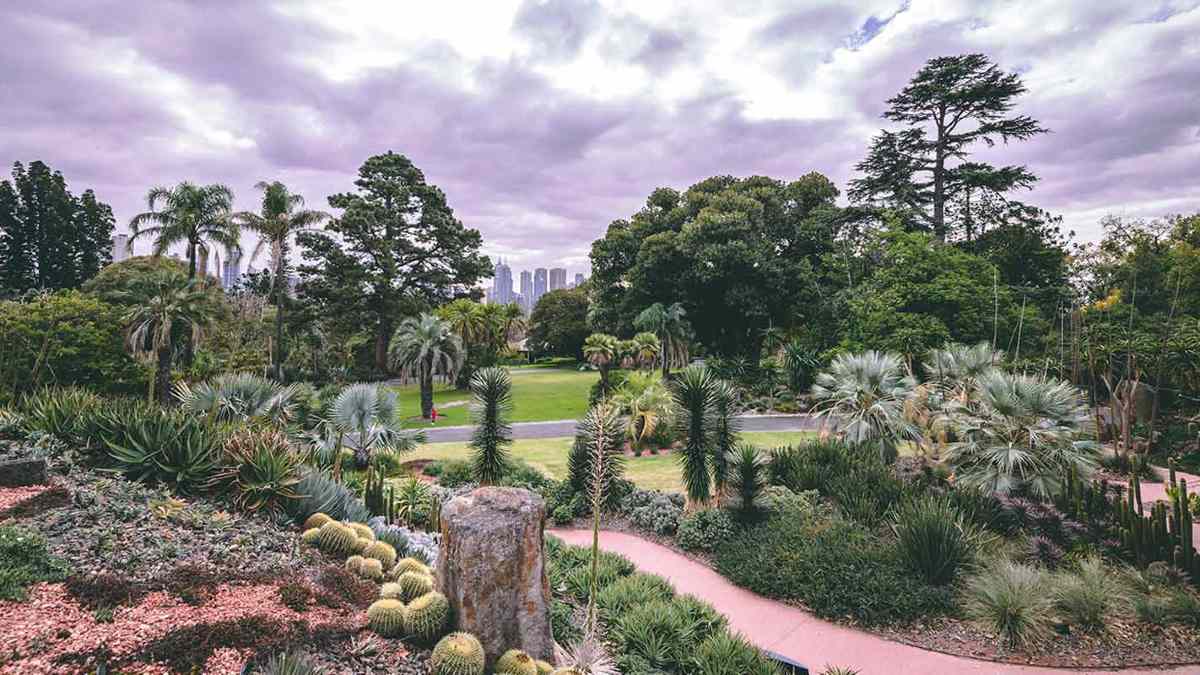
431,407,438,424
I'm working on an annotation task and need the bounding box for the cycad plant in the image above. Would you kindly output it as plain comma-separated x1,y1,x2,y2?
469,367,513,484
175,373,298,427
575,402,627,631
388,314,465,419
672,365,718,508
726,445,770,521
583,333,620,397
946,370,1097,497
811,350,919,463
710,379,742,503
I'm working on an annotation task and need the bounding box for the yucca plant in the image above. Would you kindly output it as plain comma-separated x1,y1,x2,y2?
961,560,1053,649
710,379,742,502
890,494,987,585
672,366,717,507
468,367,513,485
175,372,299,427
811,351,919,463
725,445,770,521
214,428,303,513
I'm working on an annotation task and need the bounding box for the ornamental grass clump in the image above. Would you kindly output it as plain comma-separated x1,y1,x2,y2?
890,494,988,585
431,632,485,675
961,560,1053,648
1053,556,1119,631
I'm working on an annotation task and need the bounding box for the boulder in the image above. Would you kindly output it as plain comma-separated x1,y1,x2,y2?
0,457,47,487
437,487,553,667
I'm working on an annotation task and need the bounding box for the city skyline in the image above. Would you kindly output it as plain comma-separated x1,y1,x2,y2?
487,258,586,313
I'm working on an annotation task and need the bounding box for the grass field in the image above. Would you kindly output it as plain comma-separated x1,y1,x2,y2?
408,431,815,492
394,366,598,426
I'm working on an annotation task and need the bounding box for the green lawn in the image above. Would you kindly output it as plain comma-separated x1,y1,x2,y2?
394,366,598,426
409,431,815,492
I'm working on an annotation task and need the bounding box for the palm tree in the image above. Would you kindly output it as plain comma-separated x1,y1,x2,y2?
617,339,638,370
328,382,421,469
926,341,1002,402
389,314,465,419
811,350,920,463
634,302,690,378
612,371,672,449
710,379,742,503
469,367,513,484
672,365,718,508
238,181,329,381
122,271,218,404
946,371,1098,497
175,372,297,427
632,332,661,371
583,333,619,396
499,302,527,343
438,299,488,347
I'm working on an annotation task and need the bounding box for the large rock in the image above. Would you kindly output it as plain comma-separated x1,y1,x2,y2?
0,458,47,487
437,487,553,666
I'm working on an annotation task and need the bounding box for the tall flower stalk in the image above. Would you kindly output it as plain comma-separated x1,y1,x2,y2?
575,402,625,631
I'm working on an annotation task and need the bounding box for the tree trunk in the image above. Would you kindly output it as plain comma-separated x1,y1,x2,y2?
421,368,434,419
599,365,610,398
272,257,286,382
155,345,172,406
661,333,670,379
182,243,197,368
374,316,393,374
933,152,946,241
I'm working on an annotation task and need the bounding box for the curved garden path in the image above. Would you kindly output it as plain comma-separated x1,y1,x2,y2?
549,528,1200,675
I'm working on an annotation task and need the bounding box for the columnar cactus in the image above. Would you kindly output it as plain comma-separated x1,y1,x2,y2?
364,541,398,569
304,512,333,531
380,582,404,600
495,649,538,675
358,557,385,581
367,599,407,638
301,527,322,546
347,522,376,541
431,632,485,675
405,591,449,643
317,521,357,555
391,557,430,579
397,570,434,602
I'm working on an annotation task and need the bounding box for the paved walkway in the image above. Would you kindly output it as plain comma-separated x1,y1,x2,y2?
422,413,818,443
549,529,1199,675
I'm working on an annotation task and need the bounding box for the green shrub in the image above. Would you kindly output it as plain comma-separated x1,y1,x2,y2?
673,594,728,640
890,494,986,585
1168,589,1200,627
214,428,303,513
692,632,780,675
768,440,906,526
0,525,69,600
610,600,697,672
104,406,222,492
1052,556,1118,631
713,511,953,625
596,573,674,619
961,560,1053,648
21,386,104,442
622,489,683,536
675,508,735,552
433,459,476,487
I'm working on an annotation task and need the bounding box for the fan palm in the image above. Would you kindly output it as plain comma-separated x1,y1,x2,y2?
388,314,465,419
617,339,638,370
121,270,218,404
469,367,513,484
632,332,661,370
238,181,329,381
175,372,297,427
328,383,421,468
634,302,690,378
710,379,742,502
926,342,1002,402
583,333,620,397
811,350,920,463
946,371,1097,497
438,298,488,348
612,371,672,448
672,365,718,507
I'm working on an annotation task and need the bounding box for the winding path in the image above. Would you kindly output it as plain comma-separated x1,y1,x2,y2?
549,528,1199,675
422,413,818,443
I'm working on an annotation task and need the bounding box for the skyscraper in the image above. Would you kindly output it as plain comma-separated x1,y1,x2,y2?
574,272,585,287
533,268,548,308
520,270,533,313
549,267,566,291
491,258,514,305
221,250,242,289
111,233,130,263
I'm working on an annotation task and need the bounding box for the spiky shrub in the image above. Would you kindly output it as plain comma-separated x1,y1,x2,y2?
22,386,103,442
431,632,485,675
105,406,220,492
1052,556,1117,631
890,494,986,585
316,521,357,555
961,560,1053,648
363,541,397,569
347,522,376,541
304,513,333,531
392,557,430,579
406,590,450,643
725,444,769,520
596,573,674,620
469,367,514,485
811,351,918,463
574,402,628,629
673,594,727,640
358,558,384,581
495,649,538,675
672,365,717,506
610,600,696,672
693,632,780,675
287,470,372,524
214,427,303,513
397,570,434,602
709,379,742,500
176,372,298,426
345,555,366,575
367,599,408,638
260,649,327,675
534,660,554,675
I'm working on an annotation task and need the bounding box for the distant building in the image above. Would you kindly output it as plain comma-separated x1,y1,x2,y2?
519,270,533,313
491,258,515,305
574,272,585,287
111,234,130,263
549,267,566,291
221,250,242,289
533,268,548,308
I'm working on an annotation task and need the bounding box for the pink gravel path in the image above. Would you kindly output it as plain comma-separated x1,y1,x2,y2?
550,528,1200,675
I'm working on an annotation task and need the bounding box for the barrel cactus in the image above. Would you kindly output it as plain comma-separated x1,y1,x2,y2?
405,590,449,643
380,582,404,600
431,632,485,675
345,555,366,575
367,598,407,638
549,669,584,675
301,527,321,546
397,570,434,602
534,660,554,675
391,557,429,579
317,521,357,555
363,541,398,569
358,557,385,581
347,522,376,540
495,650,537,675
304,512,332,531
351,537,371,554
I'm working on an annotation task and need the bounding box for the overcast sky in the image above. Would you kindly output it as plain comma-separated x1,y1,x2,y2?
3,1,1198,279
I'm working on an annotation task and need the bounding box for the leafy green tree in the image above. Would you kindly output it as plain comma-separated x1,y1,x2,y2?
0,161,114,295
121,271,219,404
469,367,513,484
82,256,217,305
527,287,589,359
672,365,717,507
388,313,465,419
298,152,490,371
726,445,770,521
583,333,619,396
849,54,1047,241
238,181,329,381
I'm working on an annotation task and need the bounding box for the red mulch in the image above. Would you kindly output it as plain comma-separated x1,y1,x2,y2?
0,484,55,516
0,581,365,674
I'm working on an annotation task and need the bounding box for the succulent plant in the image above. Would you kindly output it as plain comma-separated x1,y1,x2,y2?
304,512,333,531
351,537,371,554
392,557,430,579
301,527,322,546
317,521,357,555
367,598,407,638
358,557,385,581
534,661,554,675
397,570,435,602
380,582,404,599
363,541,398,569
495,649,538,675
549,670,584,675
405,590,449,643
347,522,376,540
345,555,366,575
431,632,485,675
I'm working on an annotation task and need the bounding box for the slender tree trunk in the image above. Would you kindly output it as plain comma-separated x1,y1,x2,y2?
181,242,197,368
661,333,670,379
374,317,393,374
155,345,172,406
272,255,286,382
421,366,434,419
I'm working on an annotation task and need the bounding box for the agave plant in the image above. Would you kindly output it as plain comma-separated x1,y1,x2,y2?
946,371,1097,497
811,350,920,463
328,383,423,469
175,373,298,427
214,428,303,513
469,367,513,485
